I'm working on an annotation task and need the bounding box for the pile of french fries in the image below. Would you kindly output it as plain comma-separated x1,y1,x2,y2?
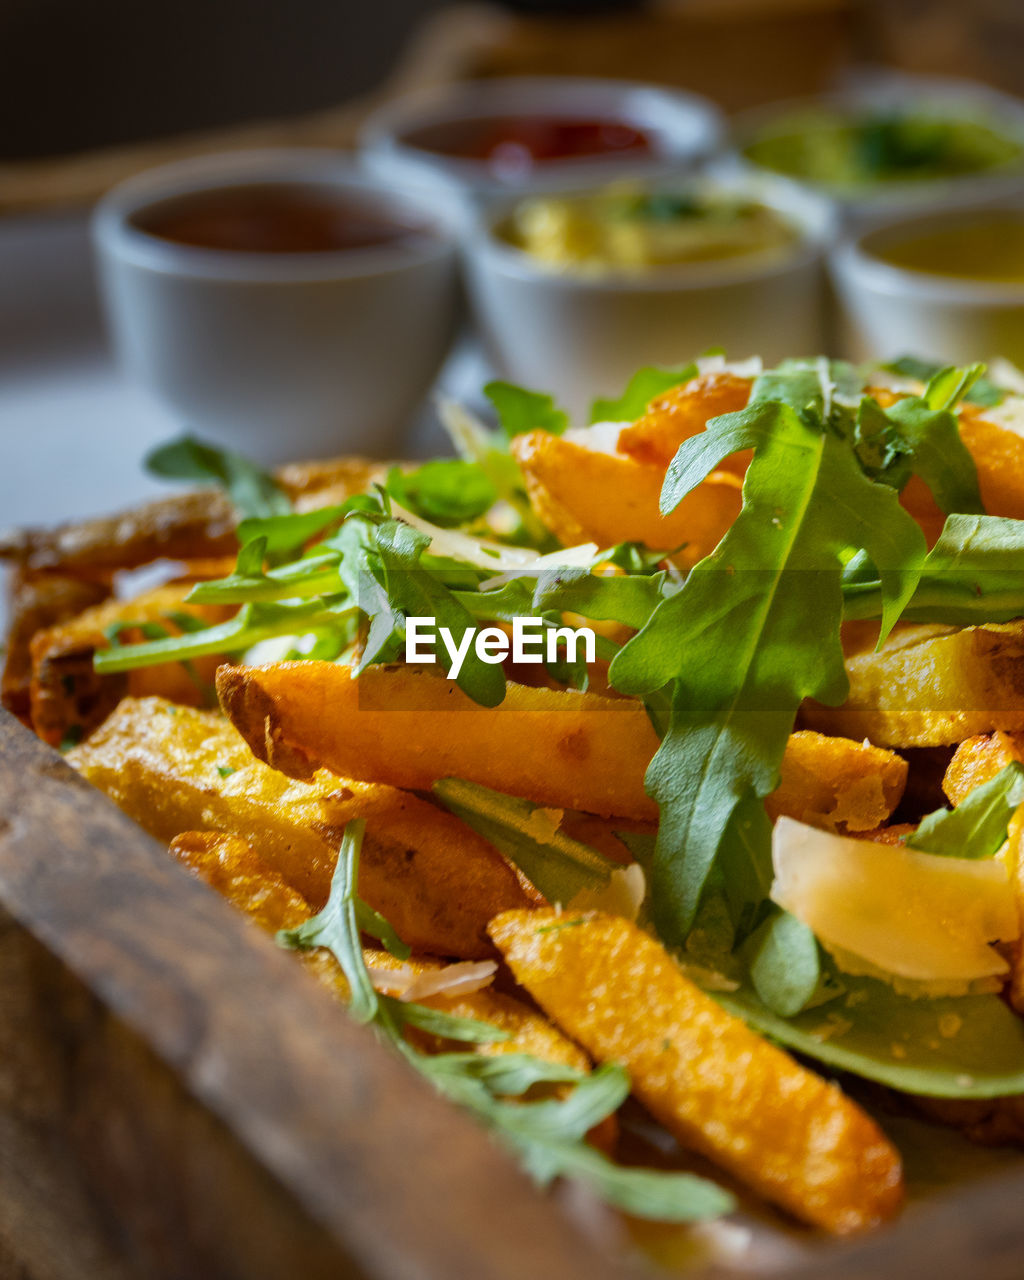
8,366,1024,1242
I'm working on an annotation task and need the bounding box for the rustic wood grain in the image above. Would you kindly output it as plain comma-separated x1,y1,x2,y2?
0,708,627,1280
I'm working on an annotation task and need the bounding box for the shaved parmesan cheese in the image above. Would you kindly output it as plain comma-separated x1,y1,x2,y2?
567,862,646,922
367,960,497,1002
770,817,1019,995
563,421,626,454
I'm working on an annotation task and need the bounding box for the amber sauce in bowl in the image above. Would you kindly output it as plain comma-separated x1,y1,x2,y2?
130,183,430,256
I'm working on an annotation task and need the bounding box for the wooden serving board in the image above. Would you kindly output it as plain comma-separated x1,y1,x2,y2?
4,705,1024,1279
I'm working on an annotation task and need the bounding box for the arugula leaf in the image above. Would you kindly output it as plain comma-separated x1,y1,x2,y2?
383,999,509,1044
720,972,1024,1099
532,566,674,631
743,909,824,1017
356,901,411,961
843,514,1024,625
385,461,498,528
588,362,697,424
369,519,507,707
853,377,984,515
94,597,357,672
145,434,291,520
906,762,1024,859
485,381,568,440
882,356,1006,408
277,819,378,1023
433,778,615,904
236,503,351,560
612,395,926,945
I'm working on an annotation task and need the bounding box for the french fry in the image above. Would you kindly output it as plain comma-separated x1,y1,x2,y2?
942,742,1024,1016
0,490,238,575
28,584,231,748
616,371,752,472
69,697,536,958
219,661,912,837
217,661,662,821
510,430,742,568
943,731,1024,805
489,909,904,1234
803,622,1024,747
1,569,109,723
766,730,907,831
0,455,387,577
171,830,592,1081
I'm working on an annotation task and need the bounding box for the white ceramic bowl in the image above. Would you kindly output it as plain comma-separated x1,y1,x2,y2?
831,205,1024,365
462,174,836,421
729,73,1024,230
359,76,724,204
92,150,462,464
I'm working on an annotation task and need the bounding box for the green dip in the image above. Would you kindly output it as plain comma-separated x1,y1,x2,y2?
743,109,1022,191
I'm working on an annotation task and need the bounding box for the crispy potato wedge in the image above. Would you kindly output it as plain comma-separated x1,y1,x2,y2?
218,661,662,821
617,371,752,472
0,490,238,575
171,829,591,1081
69,697,535,957
0,456,387,577
803,622,1024,747
490,909,904,1234
1,570,109,723
943,730,1024,805
767,730,907,832
28,584,231,748
219,661,911,835
511,430,742,569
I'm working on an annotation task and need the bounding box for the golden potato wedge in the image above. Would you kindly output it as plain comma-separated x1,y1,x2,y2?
802,622,1024,748
511,430,742,568
616,371,752,472
217,661,662,821
490,909,904,1234
767,730,907,832
943,731,1024,805
1,569,109,723
28,584,231,748
0,456,386,578
69,697,535,958
0,489,238,575
171,830,590,1079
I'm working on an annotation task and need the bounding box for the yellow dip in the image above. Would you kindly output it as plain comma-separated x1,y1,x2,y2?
500,187,798,275
876,212,1024,283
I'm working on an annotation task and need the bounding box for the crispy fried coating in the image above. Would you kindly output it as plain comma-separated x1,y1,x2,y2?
170,830,589,1078
69,698,535,958
28,584,230,748
943,731,1024,805
803,622,1024,747
767,731,907,832
217,661,661,821
510,431,742,569
0,490,238,575
617,371,752,471
490,909,904,1234
1,570,109,723
0,455,388,578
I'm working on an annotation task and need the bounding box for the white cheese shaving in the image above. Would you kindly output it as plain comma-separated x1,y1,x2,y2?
367,960,497,1002
770,817,1019,996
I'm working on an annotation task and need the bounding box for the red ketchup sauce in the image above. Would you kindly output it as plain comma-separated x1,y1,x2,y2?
404,115,656,177
132,184,428,254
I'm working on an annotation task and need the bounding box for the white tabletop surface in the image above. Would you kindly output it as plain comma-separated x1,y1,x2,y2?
0,209,480,628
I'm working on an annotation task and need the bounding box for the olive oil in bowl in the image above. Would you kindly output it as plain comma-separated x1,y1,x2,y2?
873,211,1024,284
